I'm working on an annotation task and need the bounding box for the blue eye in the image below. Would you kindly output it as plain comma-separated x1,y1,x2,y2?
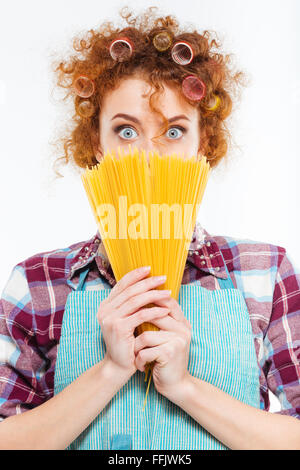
166,126,186,139
115,126,138,140
114,124,186,140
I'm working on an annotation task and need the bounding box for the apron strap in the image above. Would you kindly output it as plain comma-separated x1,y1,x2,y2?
76,266,90,291
217,249,235,290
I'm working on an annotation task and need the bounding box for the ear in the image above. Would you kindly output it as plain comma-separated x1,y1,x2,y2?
90,128,103,162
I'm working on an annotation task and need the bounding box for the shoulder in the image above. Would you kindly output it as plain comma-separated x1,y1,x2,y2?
212,232,287,273
1,235,93,324
10,236,90,286
7,235,92,288
210,233,292,304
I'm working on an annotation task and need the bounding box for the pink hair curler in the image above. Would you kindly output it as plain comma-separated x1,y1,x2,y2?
72,75,95,98
109,37,134,62
171,41,194,65
182,75,206,101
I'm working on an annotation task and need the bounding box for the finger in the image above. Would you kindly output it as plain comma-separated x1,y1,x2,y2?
111,275,168,309
108,266,152,301
149,315,192,338
144,313,184,333
135,345,164,371
134,330,172,355
119,273,168,305
154,297,188,324
115,289,172,318
129,305,170,331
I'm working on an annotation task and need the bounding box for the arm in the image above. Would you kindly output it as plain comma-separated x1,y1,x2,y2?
0,264,130,449
0,264,169,449
165,374,300,450
0,357,130,450
163,247,300,450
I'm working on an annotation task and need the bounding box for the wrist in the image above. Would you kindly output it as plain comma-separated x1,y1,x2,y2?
101,356,135,386
161,372,195,405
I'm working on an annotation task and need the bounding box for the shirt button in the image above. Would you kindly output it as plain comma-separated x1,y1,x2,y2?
209,253,214,258
200,255,205,259
206,241,211,247
215,266,220,271
79,256,83,260
201,260,206,265
84,246,89,251
95,239,100,244
90,252,95,256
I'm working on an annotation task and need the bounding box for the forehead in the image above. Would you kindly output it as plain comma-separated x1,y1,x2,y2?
101,77,197,119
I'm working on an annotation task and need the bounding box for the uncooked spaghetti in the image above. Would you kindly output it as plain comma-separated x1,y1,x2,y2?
81,145,211,410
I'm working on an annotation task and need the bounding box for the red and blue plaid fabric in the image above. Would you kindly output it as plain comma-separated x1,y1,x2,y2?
1,223,300,421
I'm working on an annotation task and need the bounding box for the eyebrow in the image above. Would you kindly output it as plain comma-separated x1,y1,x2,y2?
111,113,190,124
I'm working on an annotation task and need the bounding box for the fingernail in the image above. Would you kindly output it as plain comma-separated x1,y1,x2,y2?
156,275,167,282
141,266,151,272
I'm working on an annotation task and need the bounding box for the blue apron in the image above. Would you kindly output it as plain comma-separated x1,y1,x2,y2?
54,250,261,450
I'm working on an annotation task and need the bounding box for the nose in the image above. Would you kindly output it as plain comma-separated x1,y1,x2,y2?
130,140,167,162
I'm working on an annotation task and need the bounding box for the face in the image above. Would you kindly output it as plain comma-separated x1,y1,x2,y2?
93,77,202,161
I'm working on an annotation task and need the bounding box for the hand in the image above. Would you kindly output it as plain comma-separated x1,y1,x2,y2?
134,295,192,398
96,266,172,381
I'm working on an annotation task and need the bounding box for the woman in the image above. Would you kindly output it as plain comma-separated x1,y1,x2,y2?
1,6,300,450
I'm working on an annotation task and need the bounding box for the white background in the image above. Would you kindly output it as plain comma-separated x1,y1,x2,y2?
1,0,299,413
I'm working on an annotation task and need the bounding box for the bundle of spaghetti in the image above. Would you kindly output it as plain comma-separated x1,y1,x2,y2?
81,145,211,411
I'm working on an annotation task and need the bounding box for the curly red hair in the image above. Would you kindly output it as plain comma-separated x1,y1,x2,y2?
49,5,248,178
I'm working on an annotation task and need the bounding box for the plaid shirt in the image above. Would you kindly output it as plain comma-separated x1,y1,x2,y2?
1,222,300,422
